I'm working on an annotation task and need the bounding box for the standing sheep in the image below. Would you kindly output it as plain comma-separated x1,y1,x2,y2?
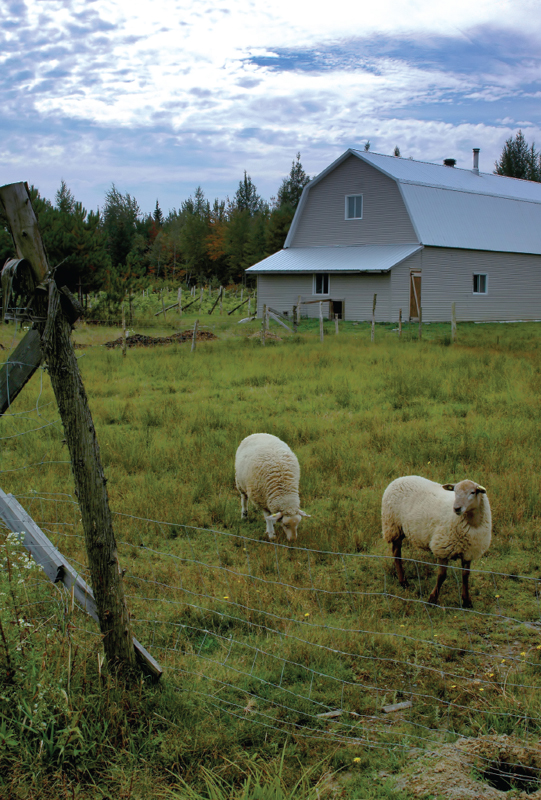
382,476,491,608
235,433,310,541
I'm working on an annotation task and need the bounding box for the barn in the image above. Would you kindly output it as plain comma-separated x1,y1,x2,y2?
247,149,541,323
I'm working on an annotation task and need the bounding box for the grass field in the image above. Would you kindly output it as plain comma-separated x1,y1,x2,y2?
1,312,541,799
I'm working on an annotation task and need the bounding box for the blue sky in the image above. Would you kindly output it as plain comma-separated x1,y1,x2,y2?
1,0,540,215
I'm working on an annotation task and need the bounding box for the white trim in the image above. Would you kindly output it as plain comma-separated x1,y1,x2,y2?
313,273,330,295
345,194,363,220
473,272,488,295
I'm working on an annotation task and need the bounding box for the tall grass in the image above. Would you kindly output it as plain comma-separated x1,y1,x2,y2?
1,320,541,798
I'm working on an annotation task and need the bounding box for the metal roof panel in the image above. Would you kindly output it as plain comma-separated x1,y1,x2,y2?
246,244,423,273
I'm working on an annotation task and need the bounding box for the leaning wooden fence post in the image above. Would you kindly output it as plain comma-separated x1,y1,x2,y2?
0,182,137,675
451,302,457,343
419,307,423,340
399,308,402,339
122,300,127,358
191,318,198,352
319,302,324,343
371,294,377,342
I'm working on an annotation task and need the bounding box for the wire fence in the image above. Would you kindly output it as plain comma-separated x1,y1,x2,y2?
1,345,541,789
2,490,541,769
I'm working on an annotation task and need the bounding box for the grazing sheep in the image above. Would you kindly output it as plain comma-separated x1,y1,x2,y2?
235,433,310,541
382,476,491,608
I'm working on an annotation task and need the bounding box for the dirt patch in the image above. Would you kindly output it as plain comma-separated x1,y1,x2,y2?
103,331,218,349
391,735,541,799
248,330,282,341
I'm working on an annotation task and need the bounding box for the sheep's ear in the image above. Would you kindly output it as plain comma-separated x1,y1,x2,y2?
299,510,311,518
476,485,487,494
442,483,455,491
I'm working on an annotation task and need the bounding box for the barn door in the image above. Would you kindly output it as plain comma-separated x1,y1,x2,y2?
409,271,421,320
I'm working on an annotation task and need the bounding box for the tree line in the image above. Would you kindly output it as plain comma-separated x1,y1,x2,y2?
0,154,310,304
0,134,538,308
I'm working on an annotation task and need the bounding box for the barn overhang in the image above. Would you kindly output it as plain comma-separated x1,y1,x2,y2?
246,244,423,275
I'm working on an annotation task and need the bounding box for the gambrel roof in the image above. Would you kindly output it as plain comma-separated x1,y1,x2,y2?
285,149,541,256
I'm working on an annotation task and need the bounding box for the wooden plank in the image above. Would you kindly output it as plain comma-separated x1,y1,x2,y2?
0,328,42,415
382,701,412,714
0,489,163,680
0,183,49,284
267,311,292,332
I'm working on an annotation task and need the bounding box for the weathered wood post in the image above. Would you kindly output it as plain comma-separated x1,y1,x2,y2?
161,290,166,321
451,302,457,343
122,300,127,358
335,314,339,335
241,287,244,302
248,294,251,317
199,285,203,310
0,182,137,675
219,286,223,315
297,295,301,327
261,304,266,346
319,302,324,342
178,286,182,317
371,294,377,342
419,307,423,340
191,318,198,352
399,308,402,339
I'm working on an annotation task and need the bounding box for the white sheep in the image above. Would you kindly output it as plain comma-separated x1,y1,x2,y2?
382,476,491,608
235,433,310,541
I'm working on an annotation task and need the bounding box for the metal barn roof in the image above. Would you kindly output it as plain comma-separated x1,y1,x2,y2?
246,244,422,274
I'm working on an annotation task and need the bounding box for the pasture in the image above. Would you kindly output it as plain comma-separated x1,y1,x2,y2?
1,314,541,799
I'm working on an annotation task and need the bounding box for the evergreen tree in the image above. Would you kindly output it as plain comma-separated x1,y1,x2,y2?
235,172,262,215
179,187,211,284
153,200,164,227
276,153,310,210
102,184,141,269
393,146,401,157
494,130,541,181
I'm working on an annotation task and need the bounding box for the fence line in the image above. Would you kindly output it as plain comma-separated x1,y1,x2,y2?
2,491,541,758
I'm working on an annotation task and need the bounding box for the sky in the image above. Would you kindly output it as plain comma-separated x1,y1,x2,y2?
1,0,541,216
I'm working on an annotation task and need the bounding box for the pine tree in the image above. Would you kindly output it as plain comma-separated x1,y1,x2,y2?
494,130,541,181
276,153,310,210
235,172,262,216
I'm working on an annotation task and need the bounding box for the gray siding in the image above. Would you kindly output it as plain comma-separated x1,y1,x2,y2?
290,155,418,248
257,273,391,322
420,248,541,322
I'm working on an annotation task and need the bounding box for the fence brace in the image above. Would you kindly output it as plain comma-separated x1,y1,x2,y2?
0,488,163,680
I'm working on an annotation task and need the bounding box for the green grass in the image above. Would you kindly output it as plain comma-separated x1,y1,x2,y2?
1,318,541,798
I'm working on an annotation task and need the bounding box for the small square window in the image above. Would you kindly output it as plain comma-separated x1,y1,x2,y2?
314,274,329,295
345,194,363,219
473,273,488,294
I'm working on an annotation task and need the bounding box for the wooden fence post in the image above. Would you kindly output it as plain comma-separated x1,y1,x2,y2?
335,314,339,335
122,300,127,358
0,182,137,675
261,304,266,345
319,302,324,342
191,318,198,352
398,308,402,339
419,307,423,340
371,294,377,342
297,295,301,326
451,302,457,343
178,287,182,316
161,290,166,321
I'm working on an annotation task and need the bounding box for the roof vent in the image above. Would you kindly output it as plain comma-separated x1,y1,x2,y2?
472,148,480,175
443,158,456,167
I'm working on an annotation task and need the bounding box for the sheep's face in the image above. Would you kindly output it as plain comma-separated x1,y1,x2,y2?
280,514,302,542
443,480,486,516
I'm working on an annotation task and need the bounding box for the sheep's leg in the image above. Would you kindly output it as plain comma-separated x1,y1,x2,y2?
392,534,408,588
240,492,249,520
428,559,448,605
461,558,473,609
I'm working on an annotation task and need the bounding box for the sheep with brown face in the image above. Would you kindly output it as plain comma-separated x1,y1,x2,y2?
382,476,492,608
235,433,310,541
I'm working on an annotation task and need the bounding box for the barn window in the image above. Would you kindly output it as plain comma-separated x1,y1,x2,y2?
345,194,363,219
314,274,329,295
473,273,488,294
